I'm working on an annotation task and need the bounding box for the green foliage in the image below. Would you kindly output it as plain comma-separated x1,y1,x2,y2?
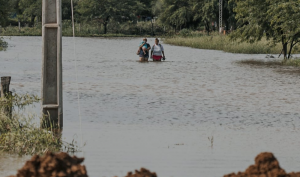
0,20,165,37
76,0,144,34
230,0,300,59
0,0,11,26
152,0,163,16
284,58,300,67
18,0,42,24
178,28,192,37
158,0,236,33
191,0,218,33
159,0,193,29
0,37,8,51
0,93,78,155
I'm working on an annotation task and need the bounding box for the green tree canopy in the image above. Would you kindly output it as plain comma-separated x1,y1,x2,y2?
191,0,218,34
0,0,11,26
159,0,193,30
18,0,42,25
231,0,300,59
77,0,144,34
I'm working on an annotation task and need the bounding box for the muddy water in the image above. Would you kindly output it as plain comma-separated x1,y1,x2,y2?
0,36,300,177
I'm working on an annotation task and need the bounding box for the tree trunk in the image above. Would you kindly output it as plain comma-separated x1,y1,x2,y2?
31,15,36,27
283,43,287,60
205,21,210,35
288,38,294,59
282,36,288,60
98,23,102,34
104,23,107,34
225,21,229,31
103,16,109,34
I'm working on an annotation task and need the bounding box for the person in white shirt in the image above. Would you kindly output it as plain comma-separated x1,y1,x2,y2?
151,38,165,62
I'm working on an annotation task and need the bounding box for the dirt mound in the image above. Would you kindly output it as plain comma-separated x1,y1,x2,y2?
124,168,157,177
224,152,300,177
9,152,88,177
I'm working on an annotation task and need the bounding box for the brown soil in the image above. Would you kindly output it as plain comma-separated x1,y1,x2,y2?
9,152,88,177
124,168,157,177
224,152,300,177
8,151,299,177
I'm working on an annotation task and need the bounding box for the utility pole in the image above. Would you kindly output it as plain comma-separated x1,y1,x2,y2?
41,0,63,129
219,0,223,33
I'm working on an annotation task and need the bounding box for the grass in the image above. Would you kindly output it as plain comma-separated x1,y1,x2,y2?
163,33,300,54
0,93,78,156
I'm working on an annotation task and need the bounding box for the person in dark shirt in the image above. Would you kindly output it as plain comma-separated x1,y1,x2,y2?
138,38,151,62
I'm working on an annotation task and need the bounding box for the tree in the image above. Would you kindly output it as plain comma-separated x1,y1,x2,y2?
191,0,218,34
77,0,142,34
0,0,11,26
18,0,42,25
231,0,300,59
267,0,300,59
62,0,78,20
159,0,193,31
223,0,237,31
152,0,164,17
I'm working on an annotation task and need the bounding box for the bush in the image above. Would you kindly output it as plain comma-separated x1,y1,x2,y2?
0,93,77,155
0,37,8,51
179,29,192,37
0,19,169,37
163,34,296,54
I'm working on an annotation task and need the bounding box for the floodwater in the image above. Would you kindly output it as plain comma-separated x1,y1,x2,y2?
0,36,300,177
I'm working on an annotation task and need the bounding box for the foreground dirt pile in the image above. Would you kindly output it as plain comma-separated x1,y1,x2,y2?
224,152,300,177
9,152,88,177
124,168,157,177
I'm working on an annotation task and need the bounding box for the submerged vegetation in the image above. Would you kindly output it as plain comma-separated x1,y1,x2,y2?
0,37,8,51
0,93,77,155
236,58,300,67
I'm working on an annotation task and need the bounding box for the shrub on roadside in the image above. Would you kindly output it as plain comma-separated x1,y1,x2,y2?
163,34,294,54
0,93,77,155
0,37,8,51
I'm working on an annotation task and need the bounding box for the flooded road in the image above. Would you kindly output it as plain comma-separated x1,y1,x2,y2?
0,36,300,177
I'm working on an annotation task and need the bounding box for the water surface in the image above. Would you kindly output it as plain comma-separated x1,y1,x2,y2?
0,36,300,177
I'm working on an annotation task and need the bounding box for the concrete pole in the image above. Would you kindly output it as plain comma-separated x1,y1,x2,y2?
42,0,63,129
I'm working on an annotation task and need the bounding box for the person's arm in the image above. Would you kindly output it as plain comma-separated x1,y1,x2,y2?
147,43,151,52
139,42,145,48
